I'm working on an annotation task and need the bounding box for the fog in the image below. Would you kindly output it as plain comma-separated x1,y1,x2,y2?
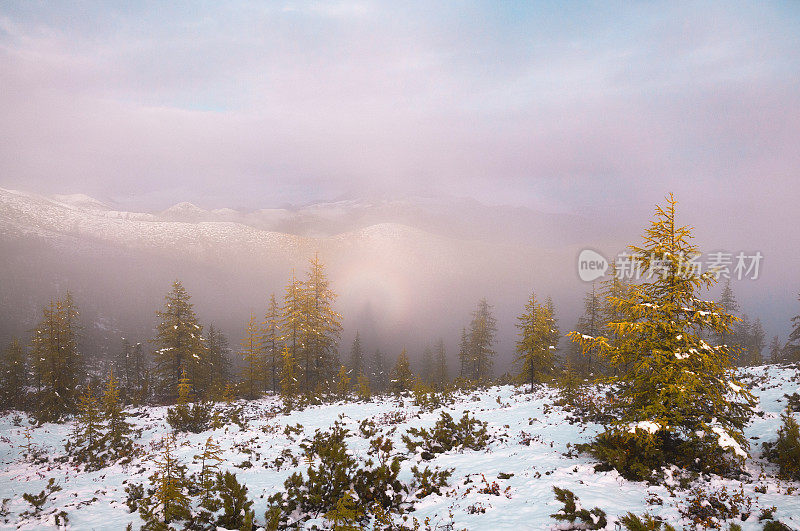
1,2,799,372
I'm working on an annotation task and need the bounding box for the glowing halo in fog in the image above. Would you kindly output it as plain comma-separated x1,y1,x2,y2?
337,263,410,325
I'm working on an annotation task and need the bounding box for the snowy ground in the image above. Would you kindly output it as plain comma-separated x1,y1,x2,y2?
1,364,799,530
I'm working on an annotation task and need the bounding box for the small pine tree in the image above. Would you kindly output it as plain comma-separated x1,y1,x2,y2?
0,338,27,410
356,373,371,401
516,291,556,392
465,299,497,382
324,489,364,530
432,339,448,390
570,194,756,474
348,332,364,380
768,335,784,364
279,346,298,399
390,349,414,395
262,294,282,394
69,384,104,468
195,436,224,504
370,348,388,393
335,365,351,399
150,434,191,525
240,312,263,399
101,370,134,461
788,291,800,362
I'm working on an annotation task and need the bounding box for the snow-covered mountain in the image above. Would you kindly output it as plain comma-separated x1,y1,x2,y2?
0,187,589,366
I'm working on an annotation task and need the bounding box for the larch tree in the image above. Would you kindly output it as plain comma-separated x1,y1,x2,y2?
152,281,207,400
420,346,434,384
768,335,783,364
240,312,263,399
279,346,298,399
281,272,305,391
465,298,497,382
576,283,603,375
300,254,342,393
0,338,27,410
262,294,281,394
570,194,756,473
515,292,557,392
152,434,191,525
30,293,84,422
457,328,469,379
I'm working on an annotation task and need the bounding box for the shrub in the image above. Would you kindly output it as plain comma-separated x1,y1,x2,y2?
618,513,676,531
678,485,751,529
402,411,489,459
762,411,800,480
166,401,214,433
550,487,607,530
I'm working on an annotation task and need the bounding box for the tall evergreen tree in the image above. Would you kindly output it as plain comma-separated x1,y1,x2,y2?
516,292,557,392
300,254,342,393
600,263,632,376
465,298,497,382
261,294,281,394
279,346,298,399
240,312,263,399
0,338,27,410
432,339,448,389
768,335,783,364
152,281,207,400
348,332,364,380
30,293,84,421
570,194,756,469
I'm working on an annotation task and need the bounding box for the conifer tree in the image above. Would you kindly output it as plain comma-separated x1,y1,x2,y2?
600,263,632,376
129,342,148,405
370,348,388,393
69,384,103,468
768,335,784,364
432,339,448,389
0,338,27,410
152,281,207,400
356,373,371,401
335,365,350,399
390,349,414,395
151,434,191,525
300,254,342,393
576,283,603,375
516,291,556,392
787,291,800,362
420,346,433,384
457,328,469,379
177,369,192,405
281,272,305,389
206,324,231,397
570,194,756,470
261,294,281,394
465,298,497,382
348,332,364,381
30,293,84,421
116,338,133,395
101,370,133,460
240,312,263,399
195,436,224,505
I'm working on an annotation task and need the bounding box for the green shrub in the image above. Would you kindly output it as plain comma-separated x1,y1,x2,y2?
618,512,676,531
166,401,213,433
762,412,800,480
402,411,489,459
550,487,606,530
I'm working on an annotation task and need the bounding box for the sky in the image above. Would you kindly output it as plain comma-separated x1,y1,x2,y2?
1,1,798,214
